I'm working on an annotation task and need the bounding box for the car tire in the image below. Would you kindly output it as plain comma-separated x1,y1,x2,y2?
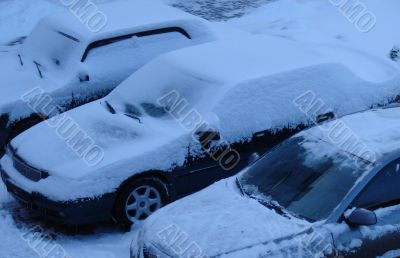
113,177,169,229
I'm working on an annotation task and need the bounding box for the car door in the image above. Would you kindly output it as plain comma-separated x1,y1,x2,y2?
82,27,193,91
172,130,245,198
172,125,304,198
333,159,400,257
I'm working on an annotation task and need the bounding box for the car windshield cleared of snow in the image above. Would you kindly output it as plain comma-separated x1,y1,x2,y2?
238,136,373,221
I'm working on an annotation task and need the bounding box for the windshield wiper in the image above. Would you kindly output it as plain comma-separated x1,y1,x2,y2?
236,177,245,196
33,61,43,78
17,54,23,66
105,101,116,114
104,101,142,123
258,199,291,219
236,177,291,219
124,113,142,124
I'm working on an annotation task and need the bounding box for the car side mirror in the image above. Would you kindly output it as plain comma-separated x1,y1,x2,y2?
248,152,260,165
78,72,90,82
345,208,377,226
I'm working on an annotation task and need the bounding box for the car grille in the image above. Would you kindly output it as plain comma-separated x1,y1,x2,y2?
8,146,49,182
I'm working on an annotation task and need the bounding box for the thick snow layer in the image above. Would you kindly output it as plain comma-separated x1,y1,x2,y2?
110,34,400,142
4,100,193,200
33,0,215,45
0,0,224,126
0,0,132,46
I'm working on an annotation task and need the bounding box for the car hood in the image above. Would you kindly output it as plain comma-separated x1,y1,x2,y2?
10,101,190,180
143,179,310,257
0,51,57,107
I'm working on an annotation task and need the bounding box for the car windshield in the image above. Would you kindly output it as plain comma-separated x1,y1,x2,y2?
107,57,219,120
238,135,374,221
104,101,169,120
20,24,81,69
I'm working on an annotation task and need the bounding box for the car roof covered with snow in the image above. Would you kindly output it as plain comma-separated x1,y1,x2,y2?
136,34,398,85
110,34,400,141
19,0,218,66
148,34,327,84
39,1,215,43
300,107,400,163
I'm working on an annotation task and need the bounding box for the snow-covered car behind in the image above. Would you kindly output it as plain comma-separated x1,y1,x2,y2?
1,35,400,226
0,0,222,153
133,107,400,258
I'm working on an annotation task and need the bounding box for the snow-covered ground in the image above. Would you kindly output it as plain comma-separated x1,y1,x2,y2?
1,0,400,258
228,0,400,60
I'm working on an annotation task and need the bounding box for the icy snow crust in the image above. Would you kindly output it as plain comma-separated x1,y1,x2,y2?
5,35,400,201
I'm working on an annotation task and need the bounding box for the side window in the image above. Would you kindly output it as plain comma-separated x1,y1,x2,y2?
81,27,191,62
352,160,400,210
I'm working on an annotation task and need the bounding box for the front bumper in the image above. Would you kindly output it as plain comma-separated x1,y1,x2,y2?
0,165,117,225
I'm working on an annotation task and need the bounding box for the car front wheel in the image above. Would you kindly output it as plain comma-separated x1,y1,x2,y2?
114,177,169,228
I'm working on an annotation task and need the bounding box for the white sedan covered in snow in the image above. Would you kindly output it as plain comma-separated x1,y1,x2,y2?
133,107,400,258
0,0,220,152
1,35,400,227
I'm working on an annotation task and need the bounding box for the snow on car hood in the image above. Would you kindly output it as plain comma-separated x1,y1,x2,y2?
6,100,192,200
143,179,309,257
11,100,189,178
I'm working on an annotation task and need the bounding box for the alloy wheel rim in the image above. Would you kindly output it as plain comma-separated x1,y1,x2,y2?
125,185,162,223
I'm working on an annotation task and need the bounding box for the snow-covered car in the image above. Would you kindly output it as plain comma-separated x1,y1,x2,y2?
1,35,400,227
132,107,400,258
0,1,220,154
